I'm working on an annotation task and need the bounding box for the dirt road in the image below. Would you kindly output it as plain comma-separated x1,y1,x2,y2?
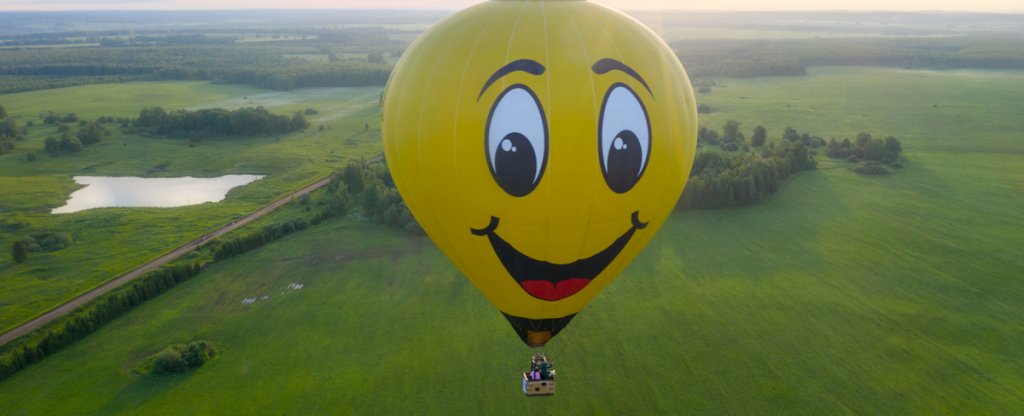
0,176,332,347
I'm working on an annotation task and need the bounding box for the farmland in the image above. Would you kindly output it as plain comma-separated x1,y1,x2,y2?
0,81,383,332
1,66,1021,414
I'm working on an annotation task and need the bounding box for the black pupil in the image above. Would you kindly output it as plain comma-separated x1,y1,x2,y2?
494,132,537,197
605,130,642,193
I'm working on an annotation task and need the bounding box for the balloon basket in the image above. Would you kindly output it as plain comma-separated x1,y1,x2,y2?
522,373,556,396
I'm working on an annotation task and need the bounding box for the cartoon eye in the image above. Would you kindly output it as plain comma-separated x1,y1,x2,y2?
486,85,548,197
599,83,651,194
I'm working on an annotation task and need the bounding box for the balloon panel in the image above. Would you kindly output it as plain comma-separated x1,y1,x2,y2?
382,0,697,345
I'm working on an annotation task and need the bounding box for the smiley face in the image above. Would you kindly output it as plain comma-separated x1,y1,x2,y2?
382,0,696,346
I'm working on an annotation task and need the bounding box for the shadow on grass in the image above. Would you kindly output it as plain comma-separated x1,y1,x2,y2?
91,371,192,416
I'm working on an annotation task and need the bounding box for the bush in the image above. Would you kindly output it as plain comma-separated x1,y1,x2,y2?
18,232,73,253
151,340,218,374
11,241,27,263
826,133,902,166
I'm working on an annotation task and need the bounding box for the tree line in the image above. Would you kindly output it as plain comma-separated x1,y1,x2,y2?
135,106,309,138
335,160,423,234
679,121,818,209
0,167,365,380
0,104,21,155
825,132,903,175
0,45,392,93
0,263,202,380
674,35,1024,78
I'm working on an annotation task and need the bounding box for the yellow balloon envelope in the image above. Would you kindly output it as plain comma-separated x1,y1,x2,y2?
382,0,697,346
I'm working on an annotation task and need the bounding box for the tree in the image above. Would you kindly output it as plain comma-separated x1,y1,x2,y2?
367,52,386,64
884,136,902,154
12,241,28,263
0,104,6,118
751,125,767,147
856,132,872,147
290,112,309,131
76,121,104,145
343,162,365,194
61,134,84,153
782,126,800,142
722,120,742,141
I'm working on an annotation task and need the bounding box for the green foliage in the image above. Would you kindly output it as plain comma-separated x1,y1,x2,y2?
679,139,816,209
722,119,742,142
0,118,23,154
150,341,217,374
350,163,420,232
43,133,84,155
0,45,392,93
0,174,353,380
290,111,309,131
135,106,307,138
11,241,27,263
674,35,1024,78
211,184,350,263
0,103,6,118
0,262,203,380
17,232,73,253
75,121,105,145
826,133,903,166
341,162,365,194
751,125,767,147
0,81,383,335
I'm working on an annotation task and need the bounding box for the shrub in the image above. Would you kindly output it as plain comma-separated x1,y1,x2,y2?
151,340,218,374
11,241,27,263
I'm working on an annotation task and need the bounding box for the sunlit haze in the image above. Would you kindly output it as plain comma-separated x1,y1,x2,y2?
2,0,1022,12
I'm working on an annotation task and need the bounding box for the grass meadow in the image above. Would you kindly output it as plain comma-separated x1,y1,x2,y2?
0,66,1022,414
0,82,384,332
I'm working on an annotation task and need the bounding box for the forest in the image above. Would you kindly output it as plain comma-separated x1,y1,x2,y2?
0,45,393,94
676,35,1024,78
134,106,309,138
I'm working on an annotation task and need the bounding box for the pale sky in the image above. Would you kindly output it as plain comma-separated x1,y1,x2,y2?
1,0,1022,12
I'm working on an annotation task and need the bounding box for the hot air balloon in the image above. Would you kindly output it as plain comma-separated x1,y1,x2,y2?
381,0,697,352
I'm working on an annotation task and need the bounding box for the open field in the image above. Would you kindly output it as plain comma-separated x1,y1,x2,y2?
696,66,1024,154
0,66,1021,414
0,82,384,332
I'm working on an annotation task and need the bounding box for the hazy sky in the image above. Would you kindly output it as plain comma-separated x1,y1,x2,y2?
2,0,1022,12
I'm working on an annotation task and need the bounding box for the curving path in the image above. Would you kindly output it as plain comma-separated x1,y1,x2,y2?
0,176,332,347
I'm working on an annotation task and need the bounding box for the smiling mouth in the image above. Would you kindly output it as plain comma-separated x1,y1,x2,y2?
470,211,648,301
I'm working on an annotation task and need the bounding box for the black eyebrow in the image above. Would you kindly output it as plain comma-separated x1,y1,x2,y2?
592,58,653,98
478,59,546,101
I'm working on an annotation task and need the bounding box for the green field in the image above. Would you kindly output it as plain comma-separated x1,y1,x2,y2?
0,82,384,332
0,66,1021,414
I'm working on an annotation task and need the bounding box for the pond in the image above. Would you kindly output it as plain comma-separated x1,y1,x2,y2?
52,175,265,214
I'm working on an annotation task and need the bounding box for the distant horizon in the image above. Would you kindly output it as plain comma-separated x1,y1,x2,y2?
2,0,1023,13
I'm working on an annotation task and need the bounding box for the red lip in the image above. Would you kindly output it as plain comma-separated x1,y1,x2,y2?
519,278,591,301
